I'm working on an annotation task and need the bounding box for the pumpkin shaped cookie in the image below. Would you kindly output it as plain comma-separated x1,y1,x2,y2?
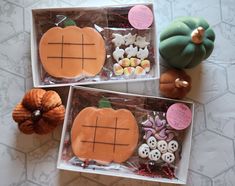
39,26,106,78
12,89,65,134
71,98,139,163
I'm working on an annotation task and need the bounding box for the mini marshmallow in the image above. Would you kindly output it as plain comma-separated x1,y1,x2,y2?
148,149,161,161
123,67,135,76
137,46,149,60
125,45,138,58
138,144,150,158
130,58,141,67
118,58,130,67
157,140,168,153
112,33,125,47
167,140,179,153
161,152,175,164
141,60,150,72
147,136,158,149
134,36,150,48
113,47,125,62
124,33,136,45
134,66,146,76
113,63,124,76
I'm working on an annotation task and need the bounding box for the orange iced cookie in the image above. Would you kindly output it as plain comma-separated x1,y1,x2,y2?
71,107,139,163
39,26,106,78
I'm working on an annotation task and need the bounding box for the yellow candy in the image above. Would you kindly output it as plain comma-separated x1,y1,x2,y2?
130,58,141,67
141,60,150,72
113,63,124,75
123,67,135,76
135,66,146,75
118,58,131,67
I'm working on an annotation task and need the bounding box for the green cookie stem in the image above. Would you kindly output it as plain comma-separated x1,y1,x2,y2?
98,98,112,108
64,19,76,27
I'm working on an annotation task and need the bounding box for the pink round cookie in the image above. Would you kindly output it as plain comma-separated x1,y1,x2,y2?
128,5,153,30
166,103,192,130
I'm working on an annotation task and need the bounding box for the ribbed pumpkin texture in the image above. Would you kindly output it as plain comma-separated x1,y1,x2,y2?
12,89,65,135
159,17,215,69
159,69,191,99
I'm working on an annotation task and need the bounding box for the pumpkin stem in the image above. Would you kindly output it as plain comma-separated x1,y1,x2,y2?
175,78,189,88
98,98,112,108
31,109,41,121
191,26,205,44
55,15,76,27
64,19,77,27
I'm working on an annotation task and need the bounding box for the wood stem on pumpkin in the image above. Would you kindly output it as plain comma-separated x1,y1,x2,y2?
175,78,189,88
31,109,41,121
191,26,205,44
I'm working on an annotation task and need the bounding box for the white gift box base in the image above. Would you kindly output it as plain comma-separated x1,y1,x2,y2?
57,86,194,185
31,3,159,88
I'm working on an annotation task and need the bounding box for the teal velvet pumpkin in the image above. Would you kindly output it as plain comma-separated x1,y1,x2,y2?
159,17,215,69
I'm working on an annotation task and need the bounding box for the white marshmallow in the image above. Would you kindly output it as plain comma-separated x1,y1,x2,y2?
157,140,168,153
124,33,136,46
148,149,161,161
138,144,150,158
112,33,125,47
113,47,125,62
168,140,179,153
125,45,138,58
137,46,149,60
147,136,158,150
134,36,150,48
161,152,175,164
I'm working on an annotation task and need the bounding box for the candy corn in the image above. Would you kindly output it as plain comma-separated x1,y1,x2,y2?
123,67,135,76
118,58,131,67
113,63,124,75
135,66,146,75
141,60,150,72
130,58,141,67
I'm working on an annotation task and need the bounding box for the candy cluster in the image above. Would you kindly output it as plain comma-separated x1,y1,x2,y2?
142,114,176,142
112,33,151,76
113,58,150,76
138,113,179,164
138,137,178,164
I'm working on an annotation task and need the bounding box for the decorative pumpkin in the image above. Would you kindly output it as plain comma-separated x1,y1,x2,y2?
71,98,139,163
12,89,65,135
159,69,191,99
39,26,106,78
159,17,215,69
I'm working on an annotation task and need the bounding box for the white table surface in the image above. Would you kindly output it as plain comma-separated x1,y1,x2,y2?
0,0,235,185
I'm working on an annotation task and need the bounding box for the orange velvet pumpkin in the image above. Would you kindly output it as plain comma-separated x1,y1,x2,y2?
71,107,139,163
12,89,65,135
159,69,191,99
39,26,106,78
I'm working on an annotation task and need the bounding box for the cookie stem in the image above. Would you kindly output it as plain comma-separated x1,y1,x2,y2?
98,98,112,108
